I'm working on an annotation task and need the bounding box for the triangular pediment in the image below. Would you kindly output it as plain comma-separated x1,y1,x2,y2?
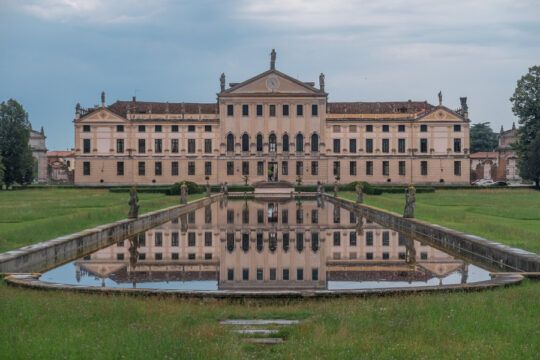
78,108,127,123
417,106,465,122
221,70,324,96
419,262,464,277
79,263,126,277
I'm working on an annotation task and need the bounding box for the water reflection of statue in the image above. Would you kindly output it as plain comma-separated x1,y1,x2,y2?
128,236,139,270
403,235,416,268
128,186,139,219
180,214,188,234
355,182,363,203
180,182,188,204
403,184,416,218
356,216,364,236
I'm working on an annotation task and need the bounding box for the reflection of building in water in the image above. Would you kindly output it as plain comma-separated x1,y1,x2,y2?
76,200,466,288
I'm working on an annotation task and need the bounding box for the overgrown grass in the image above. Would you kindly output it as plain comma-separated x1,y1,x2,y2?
340,188,540,254
0,280,538,359
0,188,202,253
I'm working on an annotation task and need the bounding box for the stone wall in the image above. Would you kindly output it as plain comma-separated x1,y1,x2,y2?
0,194,222,274
324,194,540,273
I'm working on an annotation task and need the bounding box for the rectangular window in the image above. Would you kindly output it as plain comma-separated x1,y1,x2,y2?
188,232,196,247
312,268,318,281
269,104,276,117
188,125,195,132
205,161,212,176
366,161,373,175
138,162,145,176
454,138,461,152
297,268,304,281
227,210,234,224
454,124,461,132
311,104,318,116
399,161,406,176
420,124,428,132
382,124,389,132
242,104,249,116
172,125,179,132
171,139,179,153
204,125,212,132
282,161,288,175
296,209,303,224
155,162,162,176
204,232,212,246
421,161,428,176
333,125,340,133
350,161,357,176
188,139,196,153
311,161,318,175
282,104,289,116
333,139,341,153
242,161,249,175
366,232,373,246
333,232,341,246
227,104,233,116
154,139,162,153
270,268,276,280
187,253,195,260
420,138,428,153
188,161,195,175
170,253,179,260
188,211,195,224
454,161,461,176
366,138,373,153
257,161,264,176
83,139,91,153
296,161,303,176
349,139,357,153
227,269,234,281
257,268,263,281
333,161,340,176
398,124,406,132
138,139,145,153
350,232,357,246
283,268,289,281
382,231,390,246
171,161,178,176
297,104,303,116
116,139,124,153
116,125,124,132
155,232,163,247
171,232,179,247
155,253,163,260
242,268,249,280
382,138,389,153
398,138,406,153
227,161,234,175
382,252,389,260
366,124,373,132
204,139,212,153
117,161,124,176
83,125,91,132
311,209,318,224
382,161,389,176
256,104,263,116
83,161,90,175
138,125,145,132
155,125,162,132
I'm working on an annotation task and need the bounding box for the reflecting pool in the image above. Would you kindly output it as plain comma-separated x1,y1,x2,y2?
40,199,491,291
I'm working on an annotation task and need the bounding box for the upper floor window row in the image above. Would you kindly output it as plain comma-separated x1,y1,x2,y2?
132,124,212,133
227,104,319,117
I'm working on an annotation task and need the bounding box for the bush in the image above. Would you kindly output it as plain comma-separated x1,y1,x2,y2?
168,181,203,195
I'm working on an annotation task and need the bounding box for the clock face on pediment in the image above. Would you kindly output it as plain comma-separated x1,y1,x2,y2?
266,75,280,91
223,71,321,95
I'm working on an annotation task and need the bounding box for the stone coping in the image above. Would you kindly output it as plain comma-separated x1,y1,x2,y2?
4,272,523,299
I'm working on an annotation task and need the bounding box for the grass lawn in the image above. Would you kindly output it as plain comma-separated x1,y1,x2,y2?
0,188,539,359
340,188,540,254
0,188,202,253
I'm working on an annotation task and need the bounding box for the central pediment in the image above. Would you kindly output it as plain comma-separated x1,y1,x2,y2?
219,70,325,97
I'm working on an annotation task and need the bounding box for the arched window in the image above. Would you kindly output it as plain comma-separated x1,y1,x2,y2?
282,134,289,152
311,133,319,153
242,134,249,152
269,133,277,152
256,134,263,152
226,134,234,152
296,133,304,152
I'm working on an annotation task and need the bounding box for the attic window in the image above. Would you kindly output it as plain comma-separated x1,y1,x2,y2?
83,125,91,132
420,125,428,132
116,125,124,132
399,107,407,113
454,125,461,132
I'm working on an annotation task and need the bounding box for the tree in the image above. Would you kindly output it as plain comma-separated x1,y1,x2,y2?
510,66,540,188
469,122,498,153
0,153,5,186
0,99,34,188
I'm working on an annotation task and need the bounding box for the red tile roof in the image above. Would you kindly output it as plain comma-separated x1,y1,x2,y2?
107,101,218,117
470,152,498,159
327,101,434,114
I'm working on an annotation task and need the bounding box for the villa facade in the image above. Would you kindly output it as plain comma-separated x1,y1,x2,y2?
73,52,470,186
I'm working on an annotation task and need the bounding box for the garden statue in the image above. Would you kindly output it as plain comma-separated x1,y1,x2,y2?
316,181,322,195
205,177,211,197
403,184,416,218
180,182,188,204
223,182,228,196
128,186,139,219
356,182,363,203
333,180,339,197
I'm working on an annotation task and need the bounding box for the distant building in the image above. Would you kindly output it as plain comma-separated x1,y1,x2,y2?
470,122,521,183
47,151,75,184
29,126,47,183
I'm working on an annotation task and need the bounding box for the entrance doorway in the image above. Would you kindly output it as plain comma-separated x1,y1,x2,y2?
268,162,278,182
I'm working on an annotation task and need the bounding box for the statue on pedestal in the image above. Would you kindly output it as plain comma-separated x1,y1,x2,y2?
403,184,416,218
333,180,339,197
180,182,188,204
223,182,228,196
205,178,211,197
128,186,139,219
355,182,363,203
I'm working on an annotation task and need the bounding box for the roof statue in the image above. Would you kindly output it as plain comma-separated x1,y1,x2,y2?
101,91,105,107
40,126,44,135
75,103,81,114
438,91,442,106
319,73,325,92
220,73,226,92
460,97,468,113
512,122,516,130
270,49,276,70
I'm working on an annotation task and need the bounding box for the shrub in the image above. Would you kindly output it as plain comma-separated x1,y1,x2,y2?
168,181,202,195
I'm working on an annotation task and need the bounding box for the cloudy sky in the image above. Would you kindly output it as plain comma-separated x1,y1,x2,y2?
1,0,539,150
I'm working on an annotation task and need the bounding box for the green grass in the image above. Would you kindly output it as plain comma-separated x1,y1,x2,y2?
0,188,539,359
0,188,202,253
340,188,540,254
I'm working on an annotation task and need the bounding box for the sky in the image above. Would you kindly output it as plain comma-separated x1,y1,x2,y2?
1,0,539,151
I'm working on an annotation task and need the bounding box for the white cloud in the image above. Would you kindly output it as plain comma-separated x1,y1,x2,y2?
10,0,170,24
